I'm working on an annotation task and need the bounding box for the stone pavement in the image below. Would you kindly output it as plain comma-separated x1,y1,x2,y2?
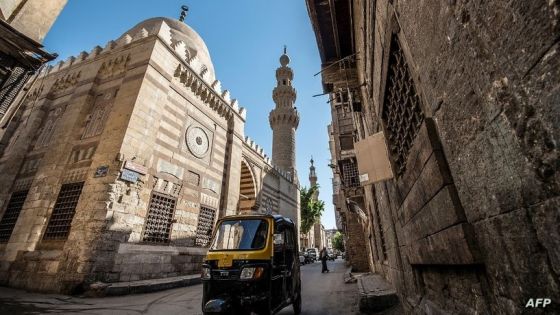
0,283,204,314
277,259,360,315
0,259,361,315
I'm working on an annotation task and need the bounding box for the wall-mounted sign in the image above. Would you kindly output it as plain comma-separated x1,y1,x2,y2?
94,165,109,177
124,160,148,175
120,169,140,183
354,131,394,185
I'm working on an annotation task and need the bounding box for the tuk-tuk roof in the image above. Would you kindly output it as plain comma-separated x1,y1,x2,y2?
219,213,295,227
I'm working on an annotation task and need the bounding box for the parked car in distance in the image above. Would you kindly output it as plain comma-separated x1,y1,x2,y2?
327,251,336,261
302,251,312,264
307,248,319,262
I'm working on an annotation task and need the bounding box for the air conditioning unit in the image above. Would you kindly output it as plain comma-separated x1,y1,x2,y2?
354,131,394,185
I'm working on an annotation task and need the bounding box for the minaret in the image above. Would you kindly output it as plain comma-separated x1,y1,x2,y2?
309,157,319,201
269,46,299,179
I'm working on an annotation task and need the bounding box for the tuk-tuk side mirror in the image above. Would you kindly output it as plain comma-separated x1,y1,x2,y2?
273,233,284,245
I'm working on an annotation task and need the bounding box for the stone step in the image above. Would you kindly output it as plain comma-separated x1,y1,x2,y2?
357,273,399,313
87,274,201,297
344,267,357,283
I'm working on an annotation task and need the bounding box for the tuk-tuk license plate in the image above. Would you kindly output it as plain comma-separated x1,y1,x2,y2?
218,256,233,268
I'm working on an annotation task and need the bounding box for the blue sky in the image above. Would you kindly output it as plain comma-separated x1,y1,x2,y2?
43,0,337,229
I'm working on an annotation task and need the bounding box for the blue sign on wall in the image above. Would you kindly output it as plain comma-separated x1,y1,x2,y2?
94,165,109,177
120,169,139,183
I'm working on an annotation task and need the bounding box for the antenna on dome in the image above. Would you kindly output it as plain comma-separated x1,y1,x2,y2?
179,5,189,22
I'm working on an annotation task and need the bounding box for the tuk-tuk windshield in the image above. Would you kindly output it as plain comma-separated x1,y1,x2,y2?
210,219,269,251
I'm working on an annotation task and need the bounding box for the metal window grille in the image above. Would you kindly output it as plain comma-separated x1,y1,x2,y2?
195,206,216,247
0,190,29,243
382,35,424,177
142,192,177,243
43,182,84,240
341,159,360,188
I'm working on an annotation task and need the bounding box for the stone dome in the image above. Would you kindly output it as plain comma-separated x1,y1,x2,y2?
124,17,215,82
280,53,290,67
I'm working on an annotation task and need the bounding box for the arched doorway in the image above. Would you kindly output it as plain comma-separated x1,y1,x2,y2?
238,160,257,213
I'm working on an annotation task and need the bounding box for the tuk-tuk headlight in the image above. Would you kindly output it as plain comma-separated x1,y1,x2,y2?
240,267,264,280
201,267,211,280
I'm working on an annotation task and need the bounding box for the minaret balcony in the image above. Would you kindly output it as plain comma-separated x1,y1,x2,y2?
276,67,294,80
273,86,297,99
269,109,300,128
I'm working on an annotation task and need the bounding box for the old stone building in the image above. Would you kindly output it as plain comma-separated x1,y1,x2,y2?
0,0,67,150
0,16,299,293
308,0,559,314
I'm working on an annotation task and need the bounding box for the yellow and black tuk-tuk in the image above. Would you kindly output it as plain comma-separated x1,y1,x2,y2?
201,214,302,315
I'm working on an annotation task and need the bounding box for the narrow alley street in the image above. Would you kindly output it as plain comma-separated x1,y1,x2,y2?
0,1,557,314
0,259,362,315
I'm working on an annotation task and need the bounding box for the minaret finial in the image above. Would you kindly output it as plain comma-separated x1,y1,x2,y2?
284,45,287,54
310,156,314,166
179,5,189,22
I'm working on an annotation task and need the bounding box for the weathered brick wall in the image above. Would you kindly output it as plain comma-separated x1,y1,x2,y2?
109,244,206,282
352,0,560,314
7,249,64,291
344,211,369,272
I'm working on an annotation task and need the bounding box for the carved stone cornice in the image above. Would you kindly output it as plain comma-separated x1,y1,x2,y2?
48,71,81,97
269,107,300,128
97,54,130,80
173,64,245,122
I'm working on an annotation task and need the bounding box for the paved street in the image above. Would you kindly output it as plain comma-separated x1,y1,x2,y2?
0,259,359,315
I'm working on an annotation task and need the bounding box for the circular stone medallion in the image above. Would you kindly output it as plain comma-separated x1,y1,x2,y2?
186,126,209,158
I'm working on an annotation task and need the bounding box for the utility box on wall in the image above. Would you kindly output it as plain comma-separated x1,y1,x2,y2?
354,131,394,185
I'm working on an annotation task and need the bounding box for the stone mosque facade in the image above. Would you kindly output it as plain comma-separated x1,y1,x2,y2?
0,17,300,293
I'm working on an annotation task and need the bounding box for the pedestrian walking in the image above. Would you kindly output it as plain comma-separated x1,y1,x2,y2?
320,247,330,273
